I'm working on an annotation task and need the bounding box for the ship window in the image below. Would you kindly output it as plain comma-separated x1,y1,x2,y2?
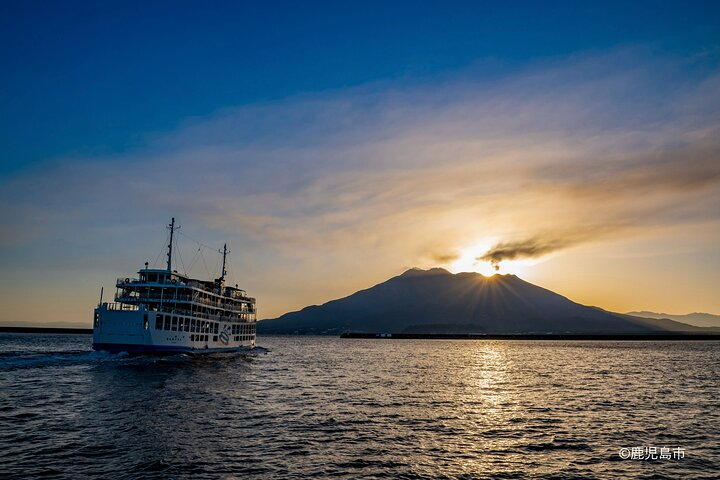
155,315,162,330
144,314,149,330
213,335,218,342
148,274,157,283
190,319,195,333
163,316,170,330
184,319,190,332
213,323,219,334
190,334,194,341
171,316,178,331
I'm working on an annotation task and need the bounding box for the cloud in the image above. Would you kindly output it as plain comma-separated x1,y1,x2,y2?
430,252,460,263
475,142,720,268
477,226,626,268
2,47,720,319
479,237,573,267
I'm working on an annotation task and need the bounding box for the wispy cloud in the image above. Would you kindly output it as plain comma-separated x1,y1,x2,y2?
1,48,719,318
476,141,720,267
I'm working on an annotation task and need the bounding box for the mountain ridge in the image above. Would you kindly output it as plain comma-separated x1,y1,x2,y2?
259,268,708,335
626,311,720,328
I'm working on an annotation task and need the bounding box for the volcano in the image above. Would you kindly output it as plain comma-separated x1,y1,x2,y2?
258,268,703,335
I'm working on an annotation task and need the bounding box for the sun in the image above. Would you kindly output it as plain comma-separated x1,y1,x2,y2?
448,242,536,277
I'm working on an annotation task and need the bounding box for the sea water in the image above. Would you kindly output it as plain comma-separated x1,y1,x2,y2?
1,334,718,479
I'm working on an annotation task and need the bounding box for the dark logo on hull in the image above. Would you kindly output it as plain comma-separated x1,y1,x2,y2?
219,325,231,345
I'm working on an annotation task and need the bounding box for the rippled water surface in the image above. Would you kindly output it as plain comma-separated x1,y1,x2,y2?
1,334,718,479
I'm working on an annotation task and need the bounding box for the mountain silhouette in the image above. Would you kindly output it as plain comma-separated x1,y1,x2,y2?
626,311,720,328
259,268,704,335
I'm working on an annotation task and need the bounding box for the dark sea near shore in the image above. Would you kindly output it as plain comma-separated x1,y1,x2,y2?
1,334,718,479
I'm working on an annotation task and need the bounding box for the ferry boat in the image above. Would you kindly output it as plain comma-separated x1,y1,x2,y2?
92,218,257,354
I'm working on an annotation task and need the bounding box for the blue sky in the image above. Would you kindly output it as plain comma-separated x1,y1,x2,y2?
3,1,719,171
1,1,720,324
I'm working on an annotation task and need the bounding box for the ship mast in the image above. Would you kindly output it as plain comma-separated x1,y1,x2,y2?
220,243,228,284
167,217,176,272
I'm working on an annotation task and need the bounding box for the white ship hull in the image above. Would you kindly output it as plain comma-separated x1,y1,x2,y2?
93,304,256,355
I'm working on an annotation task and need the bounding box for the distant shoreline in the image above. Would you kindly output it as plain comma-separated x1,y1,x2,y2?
3,326,719,340
0,326,92,334
340,332,720,340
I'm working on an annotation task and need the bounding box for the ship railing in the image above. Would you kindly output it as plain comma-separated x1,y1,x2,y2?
114,294,255,314
190,293,254,311
115,277,198,287
116,293,193,302
114,284,253,308
103,302,139,311
115,277,255,296
117,277,194,287
153,308,256,323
